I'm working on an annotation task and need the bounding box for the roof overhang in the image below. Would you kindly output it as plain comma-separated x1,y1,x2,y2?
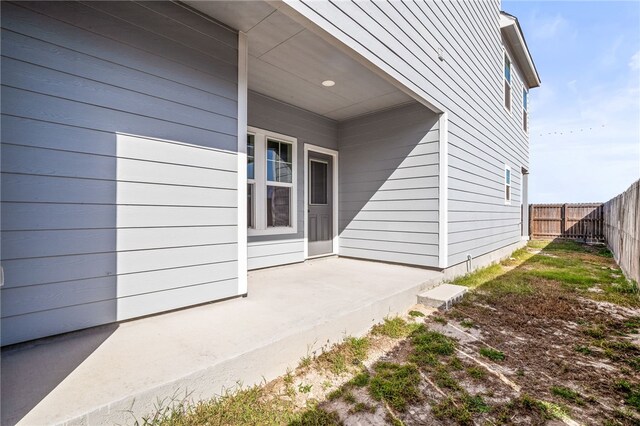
183,0,424,120
500,12,541,89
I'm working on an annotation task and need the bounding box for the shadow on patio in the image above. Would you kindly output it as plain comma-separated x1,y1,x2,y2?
1,257,442,425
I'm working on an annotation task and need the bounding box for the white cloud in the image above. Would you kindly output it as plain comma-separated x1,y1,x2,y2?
531,13,568,39
630,50,640,70
600,35,624,68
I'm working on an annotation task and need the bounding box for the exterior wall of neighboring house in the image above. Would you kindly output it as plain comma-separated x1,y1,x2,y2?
338,103,440,267
0,1,241,345
247,91,338,270
283,0,531,268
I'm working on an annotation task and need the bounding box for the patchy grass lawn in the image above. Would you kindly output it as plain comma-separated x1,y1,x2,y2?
139,240,639,426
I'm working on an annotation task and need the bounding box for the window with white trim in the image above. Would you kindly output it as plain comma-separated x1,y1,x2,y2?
504,164,512,204
522,88,528,132
247,127,297,235
504,52,512,112
247,134,255,229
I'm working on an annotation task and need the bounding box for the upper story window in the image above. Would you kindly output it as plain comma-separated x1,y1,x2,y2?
247,127,297,235
504,164,512,204
522,88,528,133
504,52,512,113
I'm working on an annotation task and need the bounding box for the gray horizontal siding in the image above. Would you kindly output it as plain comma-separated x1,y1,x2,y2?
286,0,530,267
247,91,338,270
247,239,305,270
338,103,439,267
1,279,240,349
1,1,239,345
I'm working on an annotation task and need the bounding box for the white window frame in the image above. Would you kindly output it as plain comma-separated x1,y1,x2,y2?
522,87,529,134
504,164,512,205
503,50,512,115
247,126,297,236
247,134,256,230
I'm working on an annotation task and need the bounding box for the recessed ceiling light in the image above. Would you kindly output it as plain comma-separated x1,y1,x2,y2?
322,80,335,87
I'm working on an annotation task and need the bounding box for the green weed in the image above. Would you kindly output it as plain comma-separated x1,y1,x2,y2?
322,352,347,375
289,406,342,426
371,317,419,339
298,356,313,369
317,336,370,374
431,393,489,425
298,383,312,394
447,357,463,370
327,388,343,401
431,396,473,425
140,384,333,426
453,263,504,289
432,315,447,325
623,317,640,333
461,393,490,413
344,337,370,362
551,386,584,405
348,402,374,414
349,371,370,388
615,380,640,411
583,326,606,339
434,367,460,391
342,390,356,404
466,366,487,380
460,319,474,328
479,347,505,361
409,325,456,366
368,362,421,412
574,345,592,355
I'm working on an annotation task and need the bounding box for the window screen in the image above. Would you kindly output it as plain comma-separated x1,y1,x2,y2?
310,161,328,205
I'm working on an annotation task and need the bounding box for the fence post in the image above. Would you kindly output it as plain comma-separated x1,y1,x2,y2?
528,204,532,238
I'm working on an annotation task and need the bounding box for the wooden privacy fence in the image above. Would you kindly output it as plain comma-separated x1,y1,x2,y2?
529,203,604,240
603,180,640,285
529,180,639,285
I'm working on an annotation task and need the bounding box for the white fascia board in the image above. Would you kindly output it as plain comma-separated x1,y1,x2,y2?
500,13,541,88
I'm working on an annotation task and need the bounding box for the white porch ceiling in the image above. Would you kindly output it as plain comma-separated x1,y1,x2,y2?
185,1,413,121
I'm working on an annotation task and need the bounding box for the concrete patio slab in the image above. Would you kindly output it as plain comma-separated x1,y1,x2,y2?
1,257,442,425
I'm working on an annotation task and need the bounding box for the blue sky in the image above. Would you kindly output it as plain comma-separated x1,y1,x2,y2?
502,1,640,203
